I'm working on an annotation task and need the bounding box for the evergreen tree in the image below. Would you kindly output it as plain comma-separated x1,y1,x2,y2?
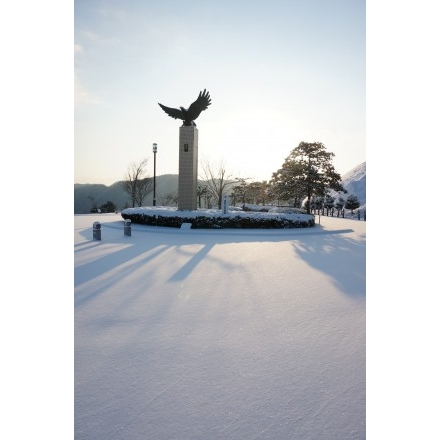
324,195,335,216
270,161,306,208
271,142,345,214
310,196,324,214
335,197,345,216
254,180,272,205
99,201,117,213
345,194,360,214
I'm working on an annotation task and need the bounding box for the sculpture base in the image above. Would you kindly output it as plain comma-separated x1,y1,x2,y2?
178,125,198,211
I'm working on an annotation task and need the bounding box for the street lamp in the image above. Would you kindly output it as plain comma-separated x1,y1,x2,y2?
152,143,157,206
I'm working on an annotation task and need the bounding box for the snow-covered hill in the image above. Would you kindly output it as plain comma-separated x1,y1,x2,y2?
341,162,366,206
327,162,366,208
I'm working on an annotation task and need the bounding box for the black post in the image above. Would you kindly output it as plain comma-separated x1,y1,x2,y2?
153,143,157,206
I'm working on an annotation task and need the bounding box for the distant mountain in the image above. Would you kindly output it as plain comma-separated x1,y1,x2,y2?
75,162,366,213
74,174,178,214
339,162,366,206
315,161,366,209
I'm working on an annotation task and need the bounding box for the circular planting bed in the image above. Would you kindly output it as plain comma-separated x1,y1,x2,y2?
121,206,315,229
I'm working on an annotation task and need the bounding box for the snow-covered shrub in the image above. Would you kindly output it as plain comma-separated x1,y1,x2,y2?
121,207,315,229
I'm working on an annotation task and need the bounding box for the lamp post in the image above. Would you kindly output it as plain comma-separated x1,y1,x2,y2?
152,143,157,206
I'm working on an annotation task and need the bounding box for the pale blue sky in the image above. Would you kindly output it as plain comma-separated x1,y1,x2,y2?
75,0,365,185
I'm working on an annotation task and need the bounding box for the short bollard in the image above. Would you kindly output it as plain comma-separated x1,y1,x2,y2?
124,219,131,237
93,221,101,241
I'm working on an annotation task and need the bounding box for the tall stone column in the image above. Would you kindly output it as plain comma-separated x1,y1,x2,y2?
178,125,198,211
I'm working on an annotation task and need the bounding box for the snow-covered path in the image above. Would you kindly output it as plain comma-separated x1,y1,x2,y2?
74,213,366,440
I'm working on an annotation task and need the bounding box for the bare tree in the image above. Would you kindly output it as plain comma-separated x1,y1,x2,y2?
160,192,178,207
199,158,239,209
197,183,209,208
122,158,153,207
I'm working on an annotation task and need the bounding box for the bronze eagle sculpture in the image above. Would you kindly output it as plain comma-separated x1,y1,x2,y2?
158,89,211,126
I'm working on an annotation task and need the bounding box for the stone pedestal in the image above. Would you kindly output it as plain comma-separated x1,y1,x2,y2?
178,125,198,211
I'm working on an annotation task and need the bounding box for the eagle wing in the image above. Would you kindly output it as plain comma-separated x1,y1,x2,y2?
158,103,185,121
187,89,211,121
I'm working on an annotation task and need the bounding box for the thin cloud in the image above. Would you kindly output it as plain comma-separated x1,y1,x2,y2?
74,71,100,107
80,30,101,41
98,7,127,21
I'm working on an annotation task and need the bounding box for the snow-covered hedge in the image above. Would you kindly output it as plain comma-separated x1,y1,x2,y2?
121,207,315,229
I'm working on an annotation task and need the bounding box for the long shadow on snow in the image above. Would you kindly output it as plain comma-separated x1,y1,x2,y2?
75,220,364,310
290,230,365,297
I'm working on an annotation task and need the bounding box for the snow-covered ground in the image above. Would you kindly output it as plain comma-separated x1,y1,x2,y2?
74,213,366,440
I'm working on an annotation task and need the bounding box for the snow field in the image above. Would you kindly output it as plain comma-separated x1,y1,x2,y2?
75,213,366,440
